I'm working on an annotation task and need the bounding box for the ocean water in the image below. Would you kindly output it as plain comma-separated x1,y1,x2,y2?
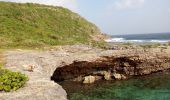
61,72,170,100
105,33,170,43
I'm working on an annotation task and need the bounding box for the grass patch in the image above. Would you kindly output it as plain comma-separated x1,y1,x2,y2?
0,51,5,68
0,2,104,49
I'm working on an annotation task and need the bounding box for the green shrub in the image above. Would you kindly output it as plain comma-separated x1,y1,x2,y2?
0,69,28,92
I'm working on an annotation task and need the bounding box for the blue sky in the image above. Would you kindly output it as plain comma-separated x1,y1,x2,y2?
1,0,170,34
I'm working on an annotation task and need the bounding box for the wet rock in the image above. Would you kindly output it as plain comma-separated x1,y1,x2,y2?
83,75,95,84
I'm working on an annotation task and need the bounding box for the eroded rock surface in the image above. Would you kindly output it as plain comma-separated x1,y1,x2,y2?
0,45,101,100
83,75,95,84
1,45,170,99
51,47,170,83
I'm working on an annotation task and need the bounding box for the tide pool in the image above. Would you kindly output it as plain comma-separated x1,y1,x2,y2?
60,72,170,100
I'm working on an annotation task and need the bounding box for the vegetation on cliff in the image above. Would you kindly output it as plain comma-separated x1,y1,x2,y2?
0,2,105,48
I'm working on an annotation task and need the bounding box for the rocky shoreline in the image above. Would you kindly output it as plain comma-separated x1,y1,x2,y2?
51,46,170,84
0,45,170,100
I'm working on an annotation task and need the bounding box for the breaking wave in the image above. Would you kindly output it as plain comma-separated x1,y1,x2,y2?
105,38,170,43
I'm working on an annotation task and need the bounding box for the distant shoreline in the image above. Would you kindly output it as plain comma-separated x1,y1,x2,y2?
105,33,170,44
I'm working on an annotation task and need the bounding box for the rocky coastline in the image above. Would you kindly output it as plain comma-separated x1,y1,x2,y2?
0,44,170,100
51,46,170,84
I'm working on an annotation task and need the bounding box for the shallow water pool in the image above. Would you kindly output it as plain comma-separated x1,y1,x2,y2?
60,72,170,100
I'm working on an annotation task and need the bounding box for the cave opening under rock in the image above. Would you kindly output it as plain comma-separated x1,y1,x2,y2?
51,56,141,83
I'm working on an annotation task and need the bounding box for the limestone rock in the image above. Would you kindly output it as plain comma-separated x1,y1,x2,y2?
23,64,35,72
0,79,67,100
121,74,127,80
94,75,103,81
83,75,95,84
73,76,84,82
3,45,170,100
104,71,112,80
123,62,130,67
113,73,122,80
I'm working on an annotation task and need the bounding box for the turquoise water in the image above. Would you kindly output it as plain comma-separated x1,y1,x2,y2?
61,73,170,100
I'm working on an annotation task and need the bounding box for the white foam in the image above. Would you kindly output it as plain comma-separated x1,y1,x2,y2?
149,40,169,43
105,38,125,42
129,40,144,43
105,38,170,43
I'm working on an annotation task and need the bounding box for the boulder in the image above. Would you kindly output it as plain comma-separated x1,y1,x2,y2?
113,73,122,80
104,71,112,80
83,75,95,84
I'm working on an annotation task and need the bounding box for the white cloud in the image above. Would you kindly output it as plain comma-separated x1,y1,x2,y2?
115,0,145,10
0,0,79,12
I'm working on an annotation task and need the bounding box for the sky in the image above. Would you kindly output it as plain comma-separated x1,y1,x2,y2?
1,0,170,34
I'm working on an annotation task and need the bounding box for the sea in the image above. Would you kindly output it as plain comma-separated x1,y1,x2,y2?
105,33,170,43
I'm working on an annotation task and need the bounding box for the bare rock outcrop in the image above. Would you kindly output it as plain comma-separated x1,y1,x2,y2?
51,47,170,83
1,45,170,99
0,45,101,100
83,75,96,84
